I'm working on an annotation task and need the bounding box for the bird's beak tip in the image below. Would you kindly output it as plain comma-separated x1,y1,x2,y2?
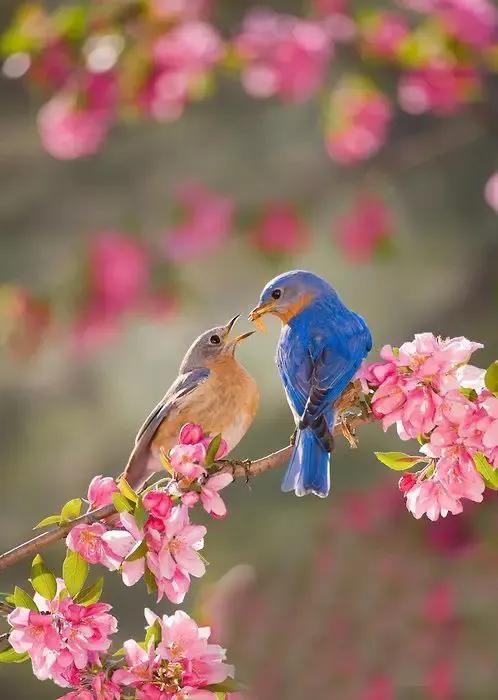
225,314,241,336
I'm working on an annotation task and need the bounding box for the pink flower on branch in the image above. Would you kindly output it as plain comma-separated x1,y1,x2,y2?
66,523,123,569
325,78,392,164
162,183,234,262
234,9,332,103
87,475,118,510
335,194,394,263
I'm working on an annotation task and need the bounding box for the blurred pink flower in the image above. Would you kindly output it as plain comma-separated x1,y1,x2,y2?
200,472,233,518
163,183,234,262
335,195,394,262
66,523,123,569
150,0,213,21
252,203,309,254
87,475,118,510
484,171,498,213
37,72,116,159
362,675,395,700
398,63,480,115
31,40,74,89
89,231,149,315
325,79,392,164
435,0,498,49
425,659,455,700
234,9,332,103
70,302,119,355
140,22,222,121
423,582,454,623
360,12,410,59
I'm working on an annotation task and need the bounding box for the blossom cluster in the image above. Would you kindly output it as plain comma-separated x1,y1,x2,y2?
359,333,498,520
66,424,233,604
8,581,118,688
2,0,497,184
7,583,234,699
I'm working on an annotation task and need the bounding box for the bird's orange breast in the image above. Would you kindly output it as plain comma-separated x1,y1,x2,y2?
151,357,259,455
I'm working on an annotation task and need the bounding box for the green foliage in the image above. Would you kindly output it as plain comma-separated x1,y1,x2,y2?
144,619,162,646
118,478,138,504
60,498,83,523
125,539,148,562
485,361,498,396
134,496,148,529
374,452,425,471
474,452,498,490
31,555,57,600
13,586,37,611
63,549,89,598
112,492,135,513
33,514,62,530
74,577,104,606
205,434,222,466
0,647,29,663
144,568,158,595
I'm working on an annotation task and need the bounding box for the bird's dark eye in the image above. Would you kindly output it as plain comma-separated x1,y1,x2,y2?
210,334,221,345
271,289,282,300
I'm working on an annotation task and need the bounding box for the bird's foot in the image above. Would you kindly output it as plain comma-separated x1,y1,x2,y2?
339,414,359,449
289,428,298,447
217,459,252,483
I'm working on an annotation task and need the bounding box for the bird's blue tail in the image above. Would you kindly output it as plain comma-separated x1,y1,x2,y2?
281,426,330,498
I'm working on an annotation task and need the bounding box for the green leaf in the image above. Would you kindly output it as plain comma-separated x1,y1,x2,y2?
118,478,138,504
31,555,57,600
112,493,134,513
144,619,162,646
113,647,126,657
374,452,425,471
208,679,244,693
33,514,62,530
74,577,104,606
0,647,29,663
13,586,37,611
60,498,82,523
474,452,498,489
134,496,148,530
125,539,148,562
485,361,498,396
144,568,158,595
205,434,222,466
459,387,478,401
63,550,89,598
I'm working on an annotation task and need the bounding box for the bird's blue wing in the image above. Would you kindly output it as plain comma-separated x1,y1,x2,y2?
134,367,210,447
301,313,369,428
277,327,313,419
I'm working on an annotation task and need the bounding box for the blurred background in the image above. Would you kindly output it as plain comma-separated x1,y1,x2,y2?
0,0,498,697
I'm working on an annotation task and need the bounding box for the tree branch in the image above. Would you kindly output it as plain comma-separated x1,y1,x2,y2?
0,406,372,574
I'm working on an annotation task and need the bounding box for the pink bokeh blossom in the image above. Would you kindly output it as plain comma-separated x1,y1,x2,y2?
252,203,309,254
335,195,394,262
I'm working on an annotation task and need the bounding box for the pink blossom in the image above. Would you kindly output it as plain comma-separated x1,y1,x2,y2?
484,171,498,213
397,385,441,439
200,473,233,518
405,479,463,521
8,591,117,687
371,375,407,430
180,423,205,445
154,506,207,587
140,22,222,122
70,302,118,355
87,475,118,510
435,0,498,49
89,231,149,315
143,491,173,520
234,9,332,103
398,63,480,116
66,523,123,569
335,195,393,262
31,40,74,90
252,203,309,254
37,73,116,160
398,472,417,493
170,443,207,480
163,183,234,262
58,672,121,700
103,513,146,587
360,12,410,59
150,0,213,21
325,79,392,164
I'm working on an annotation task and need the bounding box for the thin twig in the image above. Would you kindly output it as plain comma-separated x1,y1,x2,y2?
0,408,372,574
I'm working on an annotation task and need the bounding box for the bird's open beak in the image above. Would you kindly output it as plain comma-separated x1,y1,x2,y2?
233,331,255,344
225,314,240,337
248,300,277,333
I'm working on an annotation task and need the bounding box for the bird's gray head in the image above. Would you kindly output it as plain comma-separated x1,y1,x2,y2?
249,270,336,328
180,316,254,372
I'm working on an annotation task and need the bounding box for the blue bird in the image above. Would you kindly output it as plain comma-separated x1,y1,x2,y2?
249,270,372,498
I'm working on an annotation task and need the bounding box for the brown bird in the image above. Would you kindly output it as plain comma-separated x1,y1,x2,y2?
123,316,259,489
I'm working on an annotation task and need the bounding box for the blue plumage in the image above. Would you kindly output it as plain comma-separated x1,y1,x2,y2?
251,271,372,497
